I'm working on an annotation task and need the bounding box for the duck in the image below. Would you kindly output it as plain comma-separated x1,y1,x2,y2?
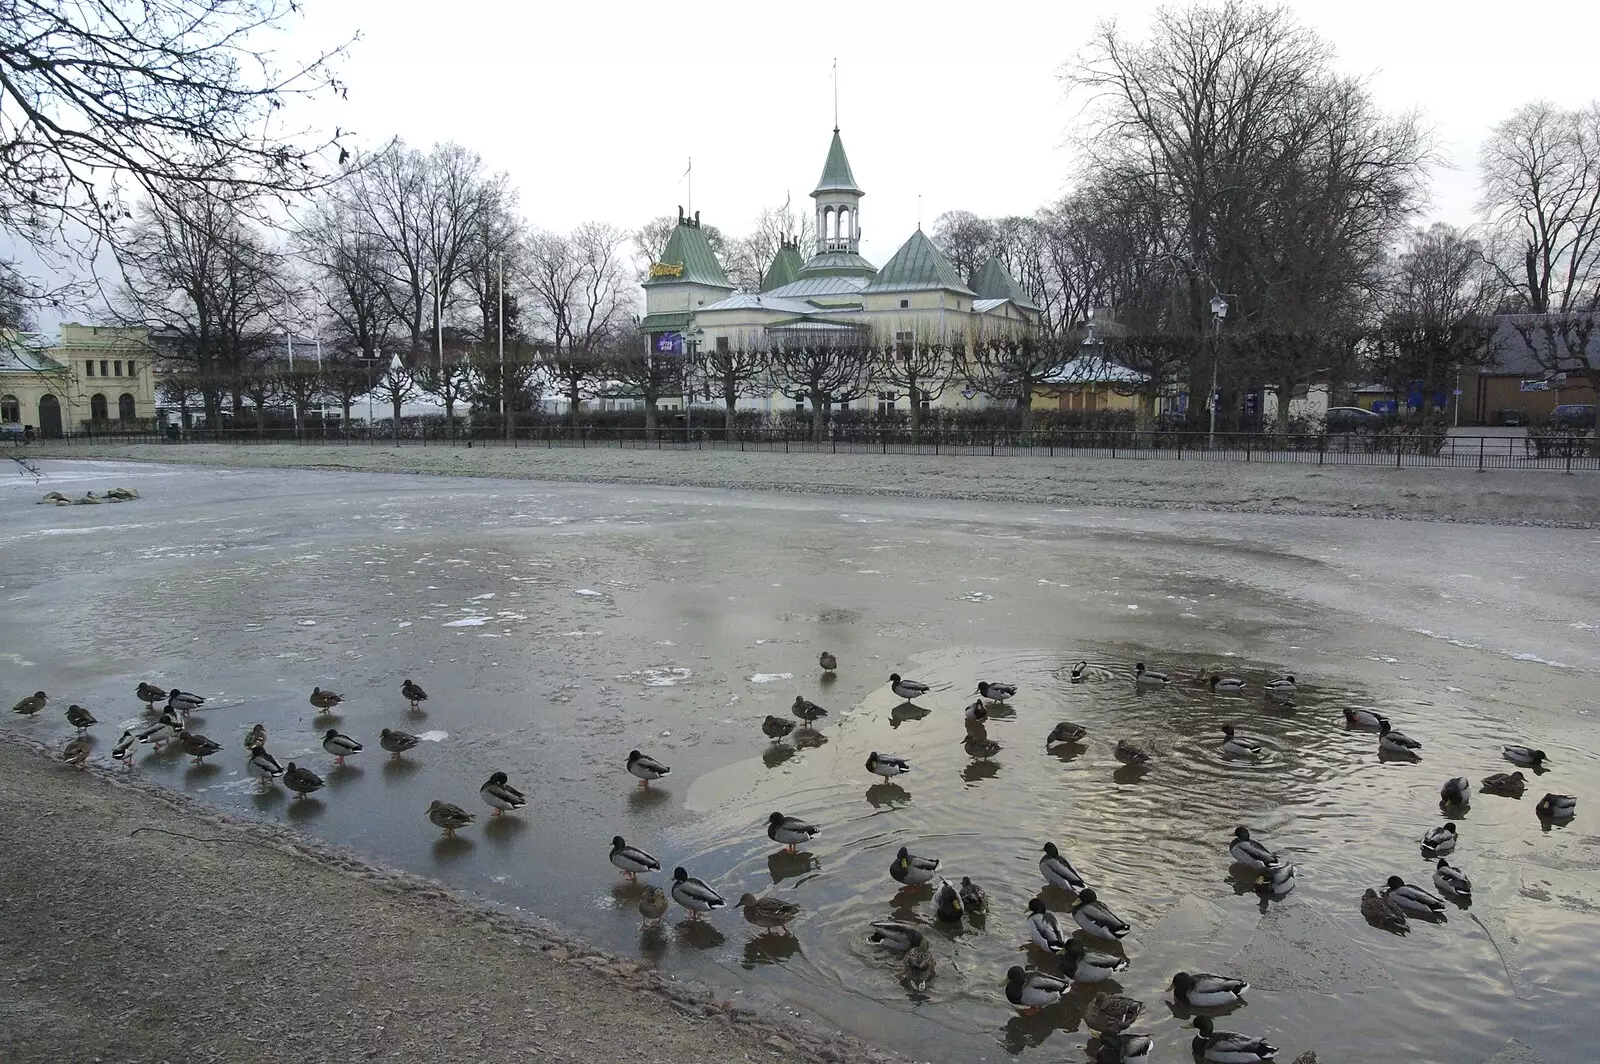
1026,897,1066,951
1072,888,1130,941
1040,841,1090,891
626,749,670,785
244,723,267,751
1047,721,1088,746
1005,965,1070,1013
1264,675,1297,697
65,704,97,732
1219,725,1263,758
933,879,965,922
178,730,222,764
427,799,475,836
1114,739,1151,766
866,751,911,778
761,714,797,741
1133,663,1170,686
1172,971,1249,1009
1537,793,1577,821
479,771,526,815
1503,745,1548,768
889,673,930,702
1378,720,1422,756
248,746,285,783
401,679,428,709
165,689,205,716
767,811,820,852
976,680,1017,703
738,892,801,934
608,836,660,879
1254,864,1298,898
1481,771,1527,797
903,937,936,990
791,696,828,723
1094,1033,1153,1064
1421,822,1458,856
964,735,1001,757
964,699,989,723
321,728,362,765
1086,992,1145,1035
1229,827,1280,869
1432,859,1471,900
136,712,181,748
283,762,324,798
379,728,421,757
869,921,923,952
1440,776,1471,807
11,691,47,716
670,866,726,919
61,735,92,769
818,650,838,673
1070,660,1088,682
1191,1015,1279,1062
135,682,167,708
1209,675,1246,693
638,885,669,925
959,876,989,915
890,845,939,887
309,686,344,712
1060,938,1129,982
111,729,136,766
1383,876,1446,917
1361,887,1408,931
1343,706,1388,729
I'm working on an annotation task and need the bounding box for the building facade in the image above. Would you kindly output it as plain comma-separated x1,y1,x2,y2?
1,325,159,437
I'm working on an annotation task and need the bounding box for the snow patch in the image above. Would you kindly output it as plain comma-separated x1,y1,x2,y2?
442,617,489,628
749,672,793,684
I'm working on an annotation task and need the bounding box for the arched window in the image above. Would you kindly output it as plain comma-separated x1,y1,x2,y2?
90,393,108,421
838,208,851,241
118,393,137,420
1,394,18,423
825,208,836,242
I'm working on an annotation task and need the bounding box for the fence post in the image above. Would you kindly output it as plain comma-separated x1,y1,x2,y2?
1396,437,1403,468
1478,435,1484,472
1568,443,1574,474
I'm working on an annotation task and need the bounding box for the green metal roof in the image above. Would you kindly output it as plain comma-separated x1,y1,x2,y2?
798,250,877,279
760,244,806,292
813,129,862,196
969,255,1039,310
641,221,733,290
637,312,692,332
862,229,976,295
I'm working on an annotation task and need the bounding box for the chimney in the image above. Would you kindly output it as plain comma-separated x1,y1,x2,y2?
678,205,684,223
694,210,700,228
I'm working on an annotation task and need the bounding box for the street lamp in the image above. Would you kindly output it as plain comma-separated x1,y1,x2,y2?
1208,295,1228,448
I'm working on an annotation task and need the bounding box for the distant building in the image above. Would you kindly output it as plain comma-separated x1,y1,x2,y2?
1464,316,1597,424
1,324,159,437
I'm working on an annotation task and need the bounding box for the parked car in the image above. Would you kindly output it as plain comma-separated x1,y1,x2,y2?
0,422,25,441
1493,408,1526,427
1323,406,1386,433
1551,404,1597,431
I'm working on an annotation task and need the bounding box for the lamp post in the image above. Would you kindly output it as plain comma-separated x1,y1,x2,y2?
496,251,505,423
1208,295,1228,448
685,326,705,441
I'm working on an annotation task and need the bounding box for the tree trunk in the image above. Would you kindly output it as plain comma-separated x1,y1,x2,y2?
444,397,455,437
809,390,826,443
643,395,658,442
908,387,923,446
723,395,737,436
567,379,581,437
391,393,402,442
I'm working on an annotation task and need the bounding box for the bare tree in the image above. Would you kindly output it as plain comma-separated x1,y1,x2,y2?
766,336,876,442
274,364,325,438
522,222,633,431
700,343,769,431
876,332,964,444
466,339,544,437
731,197,817,289
632,214,729,280
296,190,392,362
412,335,474,431
373,356,415,441
963,337,1066,409
319,357,374,427
931,211,997,279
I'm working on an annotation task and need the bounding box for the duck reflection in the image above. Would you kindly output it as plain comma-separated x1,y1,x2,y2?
674,919,725,950
866,782,911,809
890,703,930,728
794,729,829,750
762,744,797,769
741,932,801,967
284,796,325,822
183,762,220,783
431,834,473,860
327,763,364,787
767,850,819,885
382,757,421,780
1001,1002,1076,1054
961,758,1001,786
483,814,527,848
250,786,286,812
1111,764,1151,786
628,786,670,812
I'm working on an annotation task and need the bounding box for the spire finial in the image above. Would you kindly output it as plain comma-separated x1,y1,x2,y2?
832,58,838,132
917,193,922,231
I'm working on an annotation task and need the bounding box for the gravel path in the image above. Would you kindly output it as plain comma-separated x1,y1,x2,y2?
19,441,1599,527
0,736,903,1064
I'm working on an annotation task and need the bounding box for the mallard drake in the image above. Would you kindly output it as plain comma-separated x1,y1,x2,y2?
136,712,181,748
1439,776,1471,807
976,680,1017,702
609,836,660,878
1503,745,1548,768
866,751,911,778
1361,887,1408,931
1254,864,1297,898
903,937,936,989
791,696,828,723
964,735,1001,757
670,866,725,919
1229,827,1279,869
1040,841,1089,891
1432,859,1471,900
767,811,819,852
283,762,324,799
869,920,923,952
479,771,526,814
135,682,167,707
400,679,428,711
738,892,801,934
1385,877,1445,919
626,749,670,785
379,728,421,757
1219,725,1263,758
1134,663,1169,686
1191,1015,1278,1062
1005,965,1070,1013
111,729,136,766
1047,721,1087,746
178,730,222,764
964,699,989,722
60,735,91,768
1343,707,1388,730
248,746,285,783
65,704,97,732
762,714,797,741
1481,771,1527,797
1114,739,1151,766
959,876,989,914
1378,720,1421,756
11,691,47,716
818,650,838,672
1085,991,1145,1034
244,723,267,751
929,878,963,922
638,885,669,924
1070,660,1088,682
1172,971,1249,1008
1094,1033,1153,1064
1421,822,1458,856
1264,675,1297,697
1060,937,1129,982
1073,888,1130,941
889,673,930,702
165,689,205,715
1537,793,1577,821
309,686,343,712
321,728,362,764
427,800,474,836
1209,675,1246,693
890,845,939,887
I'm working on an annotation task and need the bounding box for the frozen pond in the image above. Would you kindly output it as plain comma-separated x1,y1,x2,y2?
3,459,1598,1063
